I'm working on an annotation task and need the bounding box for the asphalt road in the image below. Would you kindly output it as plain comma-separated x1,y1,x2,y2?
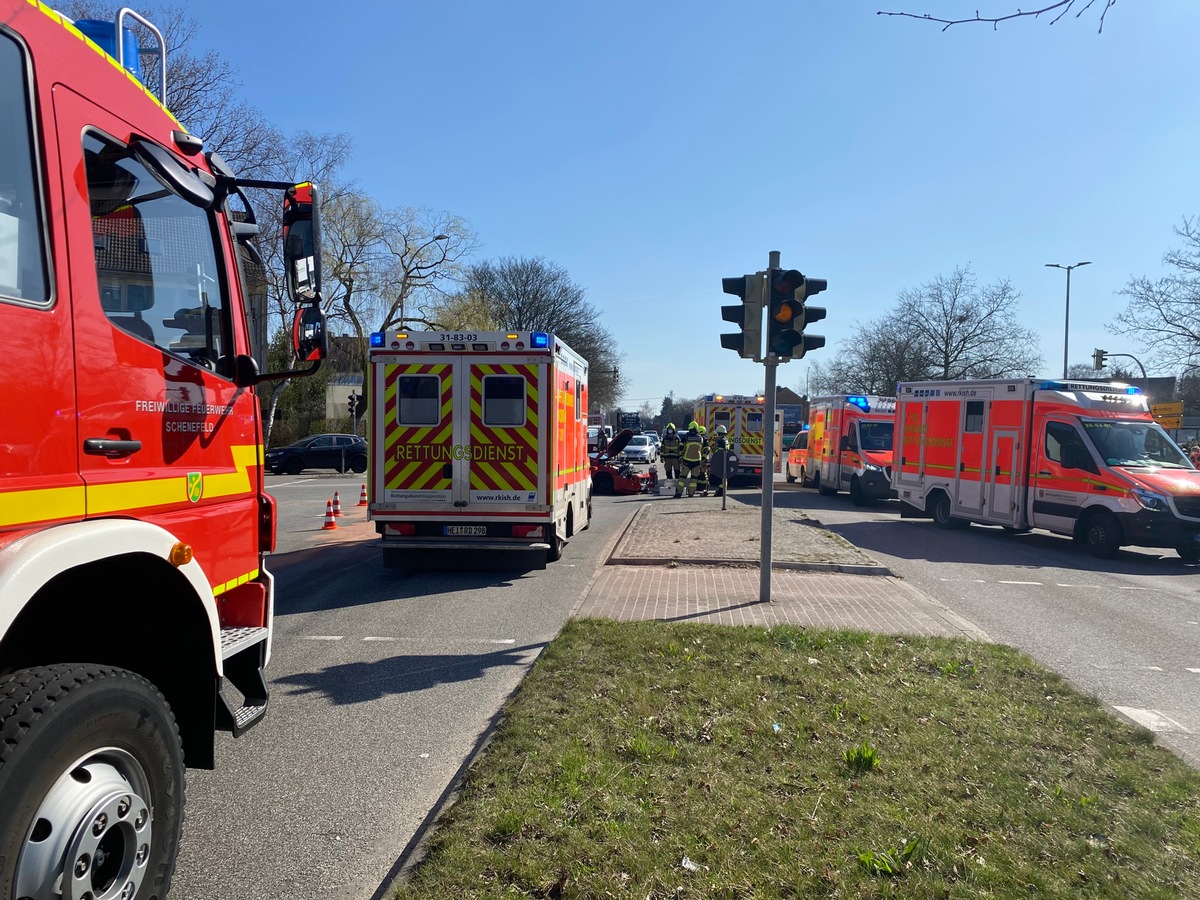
170,476,633,900
773,480,1200,767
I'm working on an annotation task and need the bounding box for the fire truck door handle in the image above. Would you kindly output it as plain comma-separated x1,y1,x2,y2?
1038,469,1051,477
84,438,142,458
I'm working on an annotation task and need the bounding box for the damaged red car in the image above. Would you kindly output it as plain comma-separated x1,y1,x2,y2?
589,428,659,495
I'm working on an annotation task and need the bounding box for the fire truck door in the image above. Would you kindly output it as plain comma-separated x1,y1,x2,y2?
1030,418,1090,533
61,95,258,582
462,361,545,507
986,429,1021,524
955,400,989,517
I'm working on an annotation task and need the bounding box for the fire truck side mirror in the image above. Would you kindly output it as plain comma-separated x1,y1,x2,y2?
129,139,215,209
282,183,322,303
292,304,328,363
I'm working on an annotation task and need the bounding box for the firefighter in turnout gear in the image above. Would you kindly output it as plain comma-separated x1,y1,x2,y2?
697,426,711,496
660,423,682,480
674,422,706,497
710,424,729,496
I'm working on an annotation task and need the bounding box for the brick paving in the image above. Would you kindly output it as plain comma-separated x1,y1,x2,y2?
574,494,989,640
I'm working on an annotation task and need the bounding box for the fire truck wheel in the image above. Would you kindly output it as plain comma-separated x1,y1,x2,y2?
548,533,565,562
593,472,614,495
350,455,367,474
0,664,185,900
815,474,836,496
786,470,797,484
1082,510,1122,559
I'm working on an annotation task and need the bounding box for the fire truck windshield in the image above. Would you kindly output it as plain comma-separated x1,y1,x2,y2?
1082,420,1191,468
858,421,894,452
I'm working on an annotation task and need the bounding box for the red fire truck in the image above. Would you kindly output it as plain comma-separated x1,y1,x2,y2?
807,395,897,504
893,378,1200,561
0,5,327,895
368,330,591,567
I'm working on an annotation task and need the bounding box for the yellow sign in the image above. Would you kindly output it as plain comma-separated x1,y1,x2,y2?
1151,401,1184,417
1154,416,1183,430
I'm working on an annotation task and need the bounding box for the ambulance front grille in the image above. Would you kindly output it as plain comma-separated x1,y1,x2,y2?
1175,496,1200,519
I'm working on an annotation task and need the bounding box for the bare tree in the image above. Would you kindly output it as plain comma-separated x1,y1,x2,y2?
441,257,626,411
877,0,1117,32
1111,217,1200,374
899,266,1044,379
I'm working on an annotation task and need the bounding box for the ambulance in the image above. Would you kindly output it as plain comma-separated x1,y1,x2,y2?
368,330,591,566
807,395,898,504
0,3,327,893
693,393,777,484
892,378,1200,561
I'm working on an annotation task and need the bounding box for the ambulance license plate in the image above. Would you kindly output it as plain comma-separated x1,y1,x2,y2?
445,525,486,536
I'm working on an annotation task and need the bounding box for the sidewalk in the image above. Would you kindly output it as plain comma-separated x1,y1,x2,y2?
574,491,989,640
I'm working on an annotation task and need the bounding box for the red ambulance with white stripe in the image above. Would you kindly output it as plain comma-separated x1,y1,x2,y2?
368,330,591,566
808,395,898,504
0,3,327,894
893,378,1200,561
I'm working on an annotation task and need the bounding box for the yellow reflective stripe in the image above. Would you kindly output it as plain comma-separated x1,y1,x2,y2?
213,568,259,597
88,444,259,515
0,485,86,528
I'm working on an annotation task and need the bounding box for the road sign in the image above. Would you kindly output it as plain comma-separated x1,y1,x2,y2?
710,449,740,479
1154,416,1183,430
620,413,641,429
1152,401,1184,417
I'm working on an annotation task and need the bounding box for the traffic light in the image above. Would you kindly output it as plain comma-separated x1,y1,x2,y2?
719,272,764,359
1092,348,1108,371
348,393,357,417
766,269,827,360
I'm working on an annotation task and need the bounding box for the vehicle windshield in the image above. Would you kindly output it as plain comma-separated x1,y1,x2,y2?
1082,419,1192,468
628,436,649,446
858,421,894,452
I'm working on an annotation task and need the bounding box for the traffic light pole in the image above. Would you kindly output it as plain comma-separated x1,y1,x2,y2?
759,251,780,605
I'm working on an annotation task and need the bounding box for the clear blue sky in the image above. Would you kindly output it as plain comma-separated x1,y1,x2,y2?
195,2,1198,409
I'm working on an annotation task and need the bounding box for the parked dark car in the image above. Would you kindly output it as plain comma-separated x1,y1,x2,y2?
266,433,367,475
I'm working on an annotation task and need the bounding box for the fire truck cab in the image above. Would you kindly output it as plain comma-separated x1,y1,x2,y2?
0,4,327,895
893,379,1200,561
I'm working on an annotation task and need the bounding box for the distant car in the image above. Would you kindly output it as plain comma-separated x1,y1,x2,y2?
587,425,613,453
642,430,660,448
266,433,368,475
621,434,657,464
785,431,809,485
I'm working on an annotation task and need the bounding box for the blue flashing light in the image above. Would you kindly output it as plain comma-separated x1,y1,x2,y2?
846,395,871,412
531,332,549,348
370,332,385,347
1126,386,1142,395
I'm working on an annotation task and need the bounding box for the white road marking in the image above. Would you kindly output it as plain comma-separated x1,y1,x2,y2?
1116,586,1149,591
1093,665,1163,672
998,580,1043,585
1114,707,1191,734
939,578,986,583
1186,668,1200,674
362,636,396,642
305,635,344,641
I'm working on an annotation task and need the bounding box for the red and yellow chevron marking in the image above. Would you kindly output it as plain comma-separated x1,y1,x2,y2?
383,363,453,491
740,407,764,456
469,364,539,492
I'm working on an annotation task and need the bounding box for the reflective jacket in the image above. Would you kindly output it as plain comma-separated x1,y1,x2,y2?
681,431,704,464
660,431,682,459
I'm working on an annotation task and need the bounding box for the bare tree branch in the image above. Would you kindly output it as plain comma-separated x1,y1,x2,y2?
877,0,1117,32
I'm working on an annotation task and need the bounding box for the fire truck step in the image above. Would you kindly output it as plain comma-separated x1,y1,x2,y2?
217,627,270,737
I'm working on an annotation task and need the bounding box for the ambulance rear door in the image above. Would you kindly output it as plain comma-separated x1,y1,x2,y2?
461,357,547,510
379,357,455,508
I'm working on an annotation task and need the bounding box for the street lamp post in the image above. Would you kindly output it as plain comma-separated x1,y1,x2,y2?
1045,260,1091,379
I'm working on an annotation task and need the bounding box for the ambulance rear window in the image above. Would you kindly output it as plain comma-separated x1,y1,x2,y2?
484,375,526,426
398,375,439,424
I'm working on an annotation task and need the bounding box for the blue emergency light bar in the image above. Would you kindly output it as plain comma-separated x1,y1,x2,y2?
846,395,871,412
370,332,385,347
531,332,549,348
1039,380,1142,395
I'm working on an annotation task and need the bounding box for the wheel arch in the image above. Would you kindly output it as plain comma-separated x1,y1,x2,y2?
0,521,224,768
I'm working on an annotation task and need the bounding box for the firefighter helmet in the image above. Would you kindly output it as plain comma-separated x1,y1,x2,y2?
715,425,727,435
688,421,699,431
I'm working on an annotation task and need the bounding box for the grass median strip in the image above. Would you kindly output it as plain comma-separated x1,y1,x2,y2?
392,619,1200,898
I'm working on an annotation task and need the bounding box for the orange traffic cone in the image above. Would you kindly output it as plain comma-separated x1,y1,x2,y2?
332,490,343,517
321,499,338,530
358,483,368,507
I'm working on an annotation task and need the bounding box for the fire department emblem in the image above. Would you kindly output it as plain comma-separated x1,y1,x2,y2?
187,472,204,503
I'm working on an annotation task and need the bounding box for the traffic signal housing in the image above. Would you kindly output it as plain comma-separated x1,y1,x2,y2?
348,393,357,417
719,273,764,359
1092,348,1108,371
766,269,827,360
